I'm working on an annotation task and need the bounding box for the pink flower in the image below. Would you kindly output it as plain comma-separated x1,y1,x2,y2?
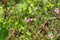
29,18,33,22
54,8,59,14
24,18,33,23
24,18,29,22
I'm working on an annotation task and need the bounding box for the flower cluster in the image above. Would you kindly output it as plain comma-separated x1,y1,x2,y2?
24,18,33,23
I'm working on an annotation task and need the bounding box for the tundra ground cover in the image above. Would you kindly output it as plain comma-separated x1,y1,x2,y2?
0,0,60,40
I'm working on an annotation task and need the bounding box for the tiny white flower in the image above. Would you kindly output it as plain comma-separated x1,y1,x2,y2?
48,33,55,39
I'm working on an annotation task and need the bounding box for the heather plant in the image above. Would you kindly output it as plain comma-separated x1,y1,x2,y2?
0,0,60,40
